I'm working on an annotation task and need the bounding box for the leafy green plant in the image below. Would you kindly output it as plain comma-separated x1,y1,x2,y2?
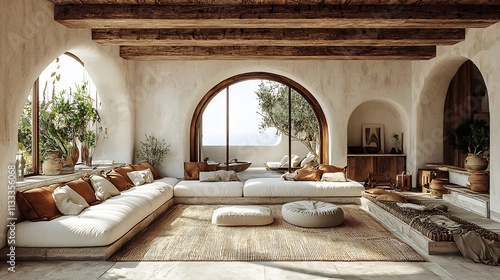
255,81,319,157
137,135,170,166
453,119,489,155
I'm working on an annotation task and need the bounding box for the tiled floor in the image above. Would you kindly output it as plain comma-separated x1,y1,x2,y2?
2,169,500,279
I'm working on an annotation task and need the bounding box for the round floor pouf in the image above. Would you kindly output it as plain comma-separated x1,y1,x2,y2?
281,201,344,228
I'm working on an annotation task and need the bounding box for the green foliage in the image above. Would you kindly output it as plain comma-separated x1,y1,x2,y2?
255,81,319,157
137,135,170,167
454,119,489,155
18,99,33,154
45,82,101,158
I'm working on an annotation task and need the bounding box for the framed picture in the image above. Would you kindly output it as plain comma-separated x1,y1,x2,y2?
362,123,385,153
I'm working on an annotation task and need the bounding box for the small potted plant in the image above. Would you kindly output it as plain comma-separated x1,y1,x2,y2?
137,134,170,166
453,119,489,172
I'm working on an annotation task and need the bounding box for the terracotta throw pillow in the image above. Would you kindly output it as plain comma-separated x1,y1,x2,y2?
184,162,217,180
130,164,147,171
318,164,346,174
16,184,63,221
104,170,134,191
139,161,162,179
65,178,100,206
294,168,324,181
364,188,390,196
376,192,405,203
114,165,135,184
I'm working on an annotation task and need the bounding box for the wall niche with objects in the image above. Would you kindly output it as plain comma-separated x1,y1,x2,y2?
347,100,407,155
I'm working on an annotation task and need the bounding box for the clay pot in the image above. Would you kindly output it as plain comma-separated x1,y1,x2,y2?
42,150,63,175
468,172,489,192
430,178,449,198
68,145,80,165
464,154,488,172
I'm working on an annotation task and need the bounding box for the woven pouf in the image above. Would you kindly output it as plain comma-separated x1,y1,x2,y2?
282,201,344,228
212,206,274,226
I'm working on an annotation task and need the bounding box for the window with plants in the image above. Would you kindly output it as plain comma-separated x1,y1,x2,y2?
17,53,101,176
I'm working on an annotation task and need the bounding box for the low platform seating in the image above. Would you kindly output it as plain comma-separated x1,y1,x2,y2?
282,201,344,228
212,206,274,226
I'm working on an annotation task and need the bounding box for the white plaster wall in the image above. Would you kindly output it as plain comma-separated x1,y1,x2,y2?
0,0,134,248
133,60,412,178
412,22,500,221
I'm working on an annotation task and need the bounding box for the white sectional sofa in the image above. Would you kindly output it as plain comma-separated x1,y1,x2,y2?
7,163,365,261
15,178,178,248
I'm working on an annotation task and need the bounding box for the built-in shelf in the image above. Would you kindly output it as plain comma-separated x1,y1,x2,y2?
347,154,406,182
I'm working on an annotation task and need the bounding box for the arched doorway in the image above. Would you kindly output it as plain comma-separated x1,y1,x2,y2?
190,72,328,166
443,60,489,168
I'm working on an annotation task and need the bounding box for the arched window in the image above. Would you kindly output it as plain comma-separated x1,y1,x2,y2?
190,72,328,169
17,53,100,176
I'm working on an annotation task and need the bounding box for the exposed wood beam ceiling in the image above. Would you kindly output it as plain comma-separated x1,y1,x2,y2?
50,1,500,60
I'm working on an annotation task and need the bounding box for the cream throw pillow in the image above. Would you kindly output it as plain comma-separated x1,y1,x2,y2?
127,168,155,186
291,155,304,167
300,152,316,167
199,170,240,182
90,174,121,201
321,172,347,182
52,185,89,215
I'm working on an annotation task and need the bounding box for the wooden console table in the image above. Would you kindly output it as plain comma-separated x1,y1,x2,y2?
346,154,406,182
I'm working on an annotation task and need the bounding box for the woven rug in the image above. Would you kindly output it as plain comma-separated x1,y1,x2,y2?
111,204,425,262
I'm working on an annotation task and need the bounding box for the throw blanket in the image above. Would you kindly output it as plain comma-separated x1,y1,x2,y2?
416,215,500,266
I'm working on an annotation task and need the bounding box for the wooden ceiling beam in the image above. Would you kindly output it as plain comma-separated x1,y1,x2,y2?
48,1,500,6
55,4,500,29
93,28,465,47
120,45,436,60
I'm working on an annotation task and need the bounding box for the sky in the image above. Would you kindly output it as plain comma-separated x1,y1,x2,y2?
202,80,280,146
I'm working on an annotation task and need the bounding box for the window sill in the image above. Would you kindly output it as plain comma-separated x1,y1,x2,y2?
16,163,124,191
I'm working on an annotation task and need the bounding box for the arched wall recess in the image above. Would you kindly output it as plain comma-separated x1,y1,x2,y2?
189,72,329,164
347,99,407,154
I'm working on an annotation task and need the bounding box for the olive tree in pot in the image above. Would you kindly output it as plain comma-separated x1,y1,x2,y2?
137,134,170,167
453,119,489,172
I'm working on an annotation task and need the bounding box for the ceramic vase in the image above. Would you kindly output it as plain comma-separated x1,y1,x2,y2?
464,153,488,172
42,150,63,175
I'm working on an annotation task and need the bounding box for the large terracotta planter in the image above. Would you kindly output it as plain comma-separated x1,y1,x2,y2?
430,178,449,198
468,172,489,192
464,154,488,172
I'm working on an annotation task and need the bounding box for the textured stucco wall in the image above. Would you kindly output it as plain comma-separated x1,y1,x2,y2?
412,22,500,221
133,60,412,178
0,0,135,247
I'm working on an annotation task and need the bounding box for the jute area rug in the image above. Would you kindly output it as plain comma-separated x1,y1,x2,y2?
111,204,425,262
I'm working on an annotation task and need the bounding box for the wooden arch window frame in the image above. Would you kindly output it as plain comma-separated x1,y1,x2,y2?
189,72,329,164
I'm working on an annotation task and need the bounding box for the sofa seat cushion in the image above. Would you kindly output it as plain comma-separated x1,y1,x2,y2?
174,180,243,197
15,177,178,247
243,178,365,197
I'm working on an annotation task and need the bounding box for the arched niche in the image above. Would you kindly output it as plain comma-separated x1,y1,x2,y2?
347,100,407,154
190,72,329,164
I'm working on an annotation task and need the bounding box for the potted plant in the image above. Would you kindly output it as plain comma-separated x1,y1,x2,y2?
453,119,489,172
44,82,100,167
137,134,170,166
